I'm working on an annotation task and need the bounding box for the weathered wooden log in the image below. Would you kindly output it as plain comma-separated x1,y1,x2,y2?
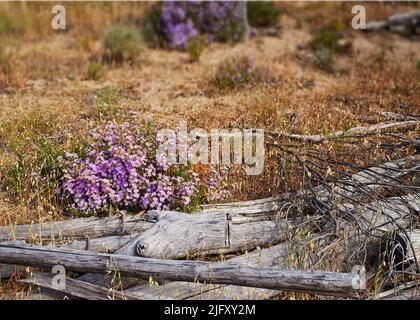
388,229,420,270
133,210,290,259
0,242,363,298
308,156,419,203
125,243,290,300
374,280,420,300
20,272,141,300
267,120,420,144
0,264,26,279
0,234,140,280
196,196,289,220
380,112,419,122
365,10,420,31
0,212,152,242
52,234,139,253
0,233,141,282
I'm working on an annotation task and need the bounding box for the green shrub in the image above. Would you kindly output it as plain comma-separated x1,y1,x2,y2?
103,24,143,63
142,3,166,49
95,86,120,119
312,48,334,73
186,36,206,62
310,21,349,72
210,55,264,92
86,62,104,81
310,28,344,55
0,41,12,76
0,15,13,35
0,114,65,201
247,1,282,28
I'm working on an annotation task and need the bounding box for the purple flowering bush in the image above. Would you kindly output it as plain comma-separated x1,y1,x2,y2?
143,1,245,50
59,115,227,215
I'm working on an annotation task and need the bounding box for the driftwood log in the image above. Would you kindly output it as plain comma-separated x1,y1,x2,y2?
0,234,140,280
20,272,140,300
0,212,152,242
365,10,420,32
0,242,363,298
132,210,290,259
267,120,419,144
125,243,290,300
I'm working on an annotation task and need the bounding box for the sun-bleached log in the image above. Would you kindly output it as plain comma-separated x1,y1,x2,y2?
365,10,420,32
0,212,152,242
267,120,419,144
0,242,363,298
20,272,140,300
125,243,290,300
132,210,290,259
0,234,139,280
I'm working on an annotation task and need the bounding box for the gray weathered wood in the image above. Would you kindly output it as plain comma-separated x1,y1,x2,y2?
0,242,363,298
0,234,139,280
133,210,290,259
126,243,290,300
365,10,420,31
20,272,141,300
0,212,152,242
268,120,420,144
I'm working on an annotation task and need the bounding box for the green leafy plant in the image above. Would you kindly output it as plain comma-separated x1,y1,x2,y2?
95,86,120,119
310,21,349,72
0,15,13,35
247,1,282,28
103,24,143,63
312,48,334,73
186,36,206,62
0,113,66,202
86,62,104,81
210,55,264,92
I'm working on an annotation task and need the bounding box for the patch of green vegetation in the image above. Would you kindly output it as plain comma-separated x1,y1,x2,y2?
210,56,262,92
310,29,344,55
95,86,120,119
417,60,420,70
0,113,66,201
186,36,207,62
86,62,104,81
0,15,13,35
310,20,349,73
342,120,357,134
247,1,282,28
0,40,12,76
103,24,143,63
312,48,334,73
142,3,166,49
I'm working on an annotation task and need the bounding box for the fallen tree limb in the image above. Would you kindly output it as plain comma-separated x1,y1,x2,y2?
0,212,152,242
267,120,419,144
0,242,364,298
125,243,290,300
389,229,420,270
365,10,420,32
0,234,138,280
20,272,141,300
133,210,290,259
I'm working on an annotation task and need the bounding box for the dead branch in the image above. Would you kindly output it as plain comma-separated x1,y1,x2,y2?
0,242,363,298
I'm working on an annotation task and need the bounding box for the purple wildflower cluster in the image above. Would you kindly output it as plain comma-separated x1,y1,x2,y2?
59,116,227,215
154,1,245,50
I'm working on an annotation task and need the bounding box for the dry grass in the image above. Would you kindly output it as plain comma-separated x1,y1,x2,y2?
0,2,419,299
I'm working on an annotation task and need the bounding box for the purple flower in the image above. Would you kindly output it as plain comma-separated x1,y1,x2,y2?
59,115,228,215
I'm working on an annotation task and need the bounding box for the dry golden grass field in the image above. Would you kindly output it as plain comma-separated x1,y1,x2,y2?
0,1,419,300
